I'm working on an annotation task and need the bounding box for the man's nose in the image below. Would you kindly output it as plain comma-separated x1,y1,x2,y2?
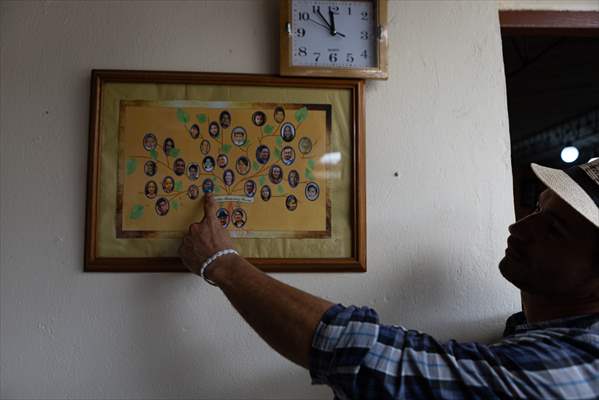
508,212,549,240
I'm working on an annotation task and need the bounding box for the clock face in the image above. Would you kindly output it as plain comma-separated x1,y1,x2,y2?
291,0,377,69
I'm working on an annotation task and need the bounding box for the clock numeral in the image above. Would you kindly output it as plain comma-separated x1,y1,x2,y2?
313,52,321,62
346,53,354,63
360,31,369,40
361,10,368,20
296,28,306,37
361,49,368,59
329,52,338,63
298,12,310,21
328,5,339,14
312,5,320,13
348,7,351,15
298,47,307,57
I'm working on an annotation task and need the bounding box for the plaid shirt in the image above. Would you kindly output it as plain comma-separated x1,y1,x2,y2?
310,304,599,399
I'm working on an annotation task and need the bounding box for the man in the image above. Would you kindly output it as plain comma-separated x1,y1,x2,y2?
174,158,186,176
179,160,599,399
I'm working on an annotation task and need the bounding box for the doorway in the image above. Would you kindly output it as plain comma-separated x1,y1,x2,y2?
500,11,599,219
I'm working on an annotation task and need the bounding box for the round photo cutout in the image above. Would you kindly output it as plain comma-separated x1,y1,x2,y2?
219,111,231,129
298,137,312,155
202,178,214,194
188,184,200,199
255,145,270,165
144,160,157,177
286,195,298,211
231,208,247,228
208,122,220,139
173,158,186,176
274,106,285,124
202,156,215,172
281,146,295,166
231,127,247,147
163,138,175,155
223,169,235,187
244,180,257,198
252,111,266,127
216,208,230,228
188,163,200,180
288,170,300,188
217,154,228,168
162,176,175,193
155,197,170,216
236,156,250,176
143,133,157,151
189,124,200,139
280,122,296,142
269,164,283,184
145,180,158,199
200,139,211,155
305,182,320,201
260,185,271,201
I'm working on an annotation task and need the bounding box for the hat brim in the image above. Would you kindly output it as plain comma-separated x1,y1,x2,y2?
531,163,599,228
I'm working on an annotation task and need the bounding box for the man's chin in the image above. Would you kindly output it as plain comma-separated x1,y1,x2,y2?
499,257,531,291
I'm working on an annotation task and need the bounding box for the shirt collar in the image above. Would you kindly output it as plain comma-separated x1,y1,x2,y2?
504,311,599,336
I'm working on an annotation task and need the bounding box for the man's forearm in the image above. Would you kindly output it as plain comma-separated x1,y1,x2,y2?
206,255,334,369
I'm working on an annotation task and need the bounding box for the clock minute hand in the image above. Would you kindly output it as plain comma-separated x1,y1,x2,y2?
327,9,346,38
316,9,333,34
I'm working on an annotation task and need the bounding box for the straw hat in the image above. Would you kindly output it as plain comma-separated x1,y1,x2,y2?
531,159,599,228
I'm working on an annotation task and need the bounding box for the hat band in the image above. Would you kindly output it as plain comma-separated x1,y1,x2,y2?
565,165,599,207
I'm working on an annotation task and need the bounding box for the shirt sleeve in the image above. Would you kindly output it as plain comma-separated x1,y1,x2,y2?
309,304,544,400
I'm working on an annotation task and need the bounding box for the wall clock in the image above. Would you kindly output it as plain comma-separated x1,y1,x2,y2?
280,0,388,80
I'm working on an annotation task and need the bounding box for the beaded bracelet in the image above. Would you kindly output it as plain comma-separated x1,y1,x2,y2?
199,248,239,286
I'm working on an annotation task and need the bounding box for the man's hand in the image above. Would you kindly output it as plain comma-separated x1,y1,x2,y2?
179,193,235,275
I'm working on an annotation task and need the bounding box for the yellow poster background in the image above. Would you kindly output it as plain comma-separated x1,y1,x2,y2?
118,102,330,238
96,82,353,259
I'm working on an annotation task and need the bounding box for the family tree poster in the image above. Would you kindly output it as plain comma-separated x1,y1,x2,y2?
117,101,331,239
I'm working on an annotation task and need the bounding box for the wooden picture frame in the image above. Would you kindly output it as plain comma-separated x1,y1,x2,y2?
85,70,366,272
280,0,389,79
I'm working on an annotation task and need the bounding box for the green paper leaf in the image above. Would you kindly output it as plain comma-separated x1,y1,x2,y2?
275,136,283,146
274,147,281,160
307,159,316,169
168,148,180,158
129,204,144,220
222,144,232,155
263,124,274,134
172,200,179,210
214,186,221,193
176,108,189,124
211,176,217,183
252,161,260,171
305,168,315,180
277,184,285,194
258,175,266,186
175,180,183,192
126,159,137,175
149,148,158,160
295,106,308,123
196,113,207,124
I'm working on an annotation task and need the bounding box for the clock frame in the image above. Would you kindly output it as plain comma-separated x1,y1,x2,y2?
280,0,388,80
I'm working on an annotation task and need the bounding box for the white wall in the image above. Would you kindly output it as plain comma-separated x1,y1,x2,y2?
1,1,520,398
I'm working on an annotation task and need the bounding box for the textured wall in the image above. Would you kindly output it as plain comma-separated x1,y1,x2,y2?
1,1,520,398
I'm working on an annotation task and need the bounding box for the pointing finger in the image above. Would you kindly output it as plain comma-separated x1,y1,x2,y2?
203,193,218,221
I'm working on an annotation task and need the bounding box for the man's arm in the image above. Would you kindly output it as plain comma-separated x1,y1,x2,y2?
179,193,334,369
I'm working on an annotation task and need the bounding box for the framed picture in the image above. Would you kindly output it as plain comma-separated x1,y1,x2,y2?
85,70,366,272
